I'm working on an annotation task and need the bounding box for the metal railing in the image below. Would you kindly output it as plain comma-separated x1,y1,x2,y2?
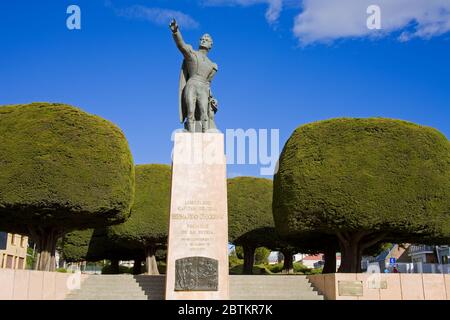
366,261,450,274
408,245,435,254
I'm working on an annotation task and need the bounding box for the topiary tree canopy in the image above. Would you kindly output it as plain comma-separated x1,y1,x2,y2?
273,118,450,273
63,228,145,274
228,177,327,274
107,164,171,275
0,103,135,271
63,228,144,261
63,229,98,263
227,177,275,274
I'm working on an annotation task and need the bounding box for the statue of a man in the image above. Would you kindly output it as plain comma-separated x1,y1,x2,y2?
169,19,219,133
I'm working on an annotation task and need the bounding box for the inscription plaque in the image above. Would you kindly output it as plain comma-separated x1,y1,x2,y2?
175,256,218,291
338,281,363,296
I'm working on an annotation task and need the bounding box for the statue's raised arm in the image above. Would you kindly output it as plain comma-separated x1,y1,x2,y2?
169,19,192,58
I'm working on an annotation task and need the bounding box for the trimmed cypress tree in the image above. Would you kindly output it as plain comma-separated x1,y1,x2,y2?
63,228,145,274
63,228,144,262
228,177,274,274
107,164,171,275
273,118,450,273
0,103,135,271
63,229,98,263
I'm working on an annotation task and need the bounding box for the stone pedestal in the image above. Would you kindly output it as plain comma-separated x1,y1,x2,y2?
165,133,229,300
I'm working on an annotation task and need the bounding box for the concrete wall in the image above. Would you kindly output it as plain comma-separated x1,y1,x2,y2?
0,269,87,300
308,273,450,300
3,269,449,300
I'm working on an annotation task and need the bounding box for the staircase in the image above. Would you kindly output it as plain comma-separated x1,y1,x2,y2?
65,275,165,300
230,275,323,300
65,275,323,300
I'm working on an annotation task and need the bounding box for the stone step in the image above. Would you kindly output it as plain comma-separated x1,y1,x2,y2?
65,275,323,300
230,287,315,293
135,280,165,284
231,283,313,288
230,295,324,300
66,296,148,300
76,286,143,291
82,278,141,282
230,292,323,300
229,277,312,282
68,290,145,295
80,280,142,284
79,283,164,287
75,283,145,289
68,292,147,300
231,276,311,278
231,282,313,286
230,281,314,286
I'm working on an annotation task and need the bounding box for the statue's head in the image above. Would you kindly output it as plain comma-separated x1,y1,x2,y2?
199,34,213,50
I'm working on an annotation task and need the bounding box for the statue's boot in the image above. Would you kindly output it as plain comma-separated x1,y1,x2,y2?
187,120,195,133
201,119,208,133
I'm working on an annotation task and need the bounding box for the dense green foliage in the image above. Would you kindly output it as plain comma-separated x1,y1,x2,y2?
107,164,171,248
228,177,283,274
63,228,144,262
227,177,274,246
234,246,244,259
265,262,319,274
274,118,450,240
26,247,36,269
0,103,135,232
102,264,133,274
63,229,95,262
273,118,450,272
254,247,271,264
229,264,271,275
229,251,243,268
64,165,171,274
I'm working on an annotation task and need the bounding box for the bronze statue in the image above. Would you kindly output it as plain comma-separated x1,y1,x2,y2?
170,19,219,133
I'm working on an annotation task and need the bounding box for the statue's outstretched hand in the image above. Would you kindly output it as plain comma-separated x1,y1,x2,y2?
169,19,178,33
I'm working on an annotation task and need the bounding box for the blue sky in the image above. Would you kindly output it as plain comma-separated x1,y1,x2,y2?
1,0,449,177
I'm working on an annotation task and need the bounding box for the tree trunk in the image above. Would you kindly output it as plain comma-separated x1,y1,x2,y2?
337,236,360,273
133,259,143,275
32,243,41,270
110,259,120,274
243,245,255,275
336,231,386,273
49,237,57,272
145,246,159,275
28,226,62,272
323,247,336,274
281,249,294,274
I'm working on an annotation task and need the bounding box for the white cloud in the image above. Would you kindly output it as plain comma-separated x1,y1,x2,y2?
265,0,283,23
114,5,199,29
294,0,450,45
202,0,284,24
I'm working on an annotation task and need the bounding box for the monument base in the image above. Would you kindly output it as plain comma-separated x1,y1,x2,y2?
165,132,229,300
